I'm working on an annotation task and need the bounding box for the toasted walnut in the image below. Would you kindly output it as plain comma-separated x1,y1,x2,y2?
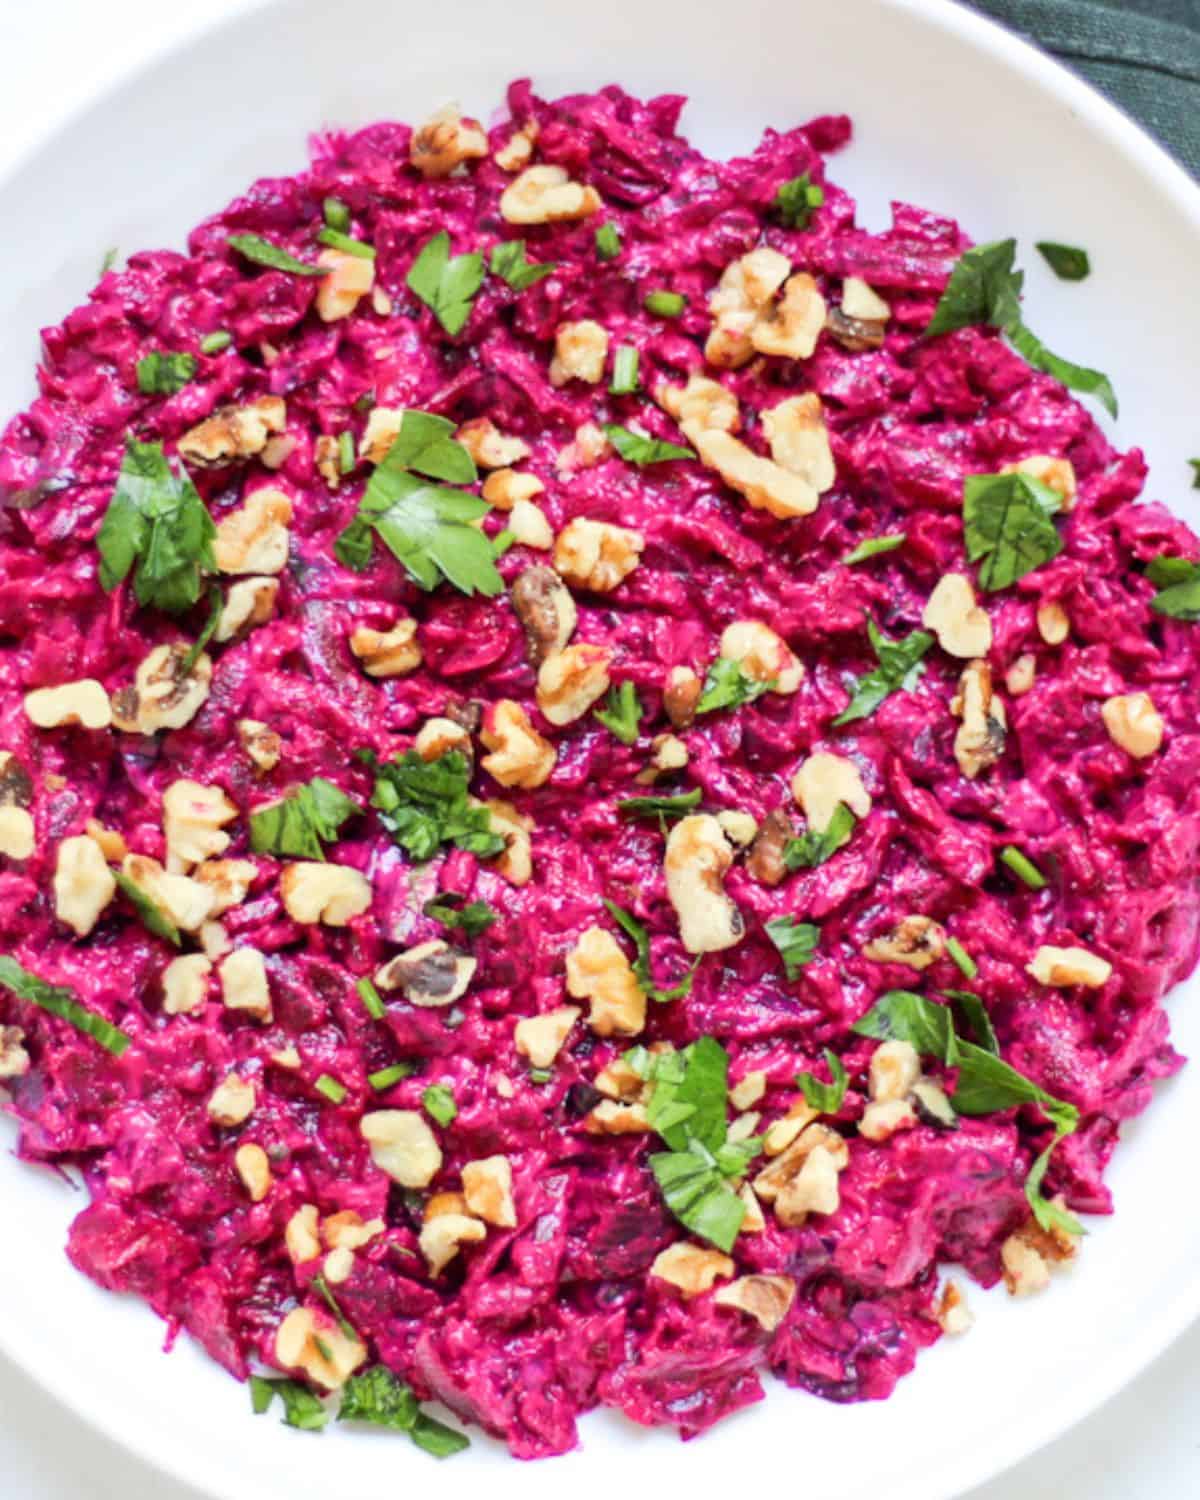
555,421,611,474
826,305,886,352
863,915,947,971
375,940,476,1007
762,1101,819,1157
319,1246,353,1284
484,799,533,886
349,619,421,678
869,1039,921,1102
664,814,744,954
178,396,286,468
235,1142,271,1202
414,716,473,764
859,1098,917,1141
725,1073,765,1114
84,820,126,863
419,1210,487,1274
279,862,371,925
648,734,690,777
536,644,613,727
237,718,281,772
594,1055,647,1100
0,1026,30,1081
583,1099,653,1134
738,1182,766,1234
952,660,1007,779
658,373,740,444
1000,1233,1052,1297
1006,654,1037,696
275,1307,365,1391
481,468,546,510
122,854,215,932
361,1109,443,1187
713,1273,796,1331
1101,692,1163,759
218,947,273,1021
200,921,231,960
163,780,237,870
510,565,577,666
494,119,539,172
54,834,117,936
508,499,554,551
755,1121,848,1193
706,247,791,368
261,432,297,470
480,699,556,787
1036,601,1070,646
208,1073,256,1127
761,393,835,493
410,104,488,177
937,1281,974,1335
358,407,403,465
215,577,278,642
841,276,890,323
566,926,647,1038
213,488,293,575
113,644,212,735
651,1242,735,1297
663,665,702,730
314,248,375,322
314,434,341,489
194,858,257,916
462,1155,517,1228
0,807,34,861
162,953,212,1016
791,752,871,833
24,679,112,730
923,574,993,658
751,273,827,360
456,417,531,469
323,1211,385,1251
745,808,793,887
549,319,610,386
514,1006,580,1068
694,430,819,520
499,164,601,226
1003,454,1078,510
553,518,644,594
1027,944,1112,989
755,1132,847,1227
718,620,804,694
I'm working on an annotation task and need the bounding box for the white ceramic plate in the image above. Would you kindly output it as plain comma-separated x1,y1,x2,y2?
3,2,1200,1497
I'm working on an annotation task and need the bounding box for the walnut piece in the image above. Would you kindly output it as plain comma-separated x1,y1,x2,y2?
1101,692,1163,759
952,660,1007,779
760,393,835,493
361,1109,443,1187
457,417,531,469
462,1155,516,1228
694,429,820,520
791,751,871,833
237,718,282,771
713,1273,796,1331
24,679,112,731
162,779,237,870
664,814,744,954
218,947,273,1021
279,862,371,925
215,577,278,642
565,926,647,1037
650,1242,735,1297
178,396,286,468
510,565,577,665
863,915,947,971
480,700,556,787
514,1006,580,1068
1027,944,1113,989
549,319,609,386
536,644,613,727
718,620,803,694
54,834,116,936
410,105,488,178
922,574,992,659
499,165,601,226
213,487,293,574
315,248,374,323
375,940,476,1007
553,518,644,592
349,618,422,678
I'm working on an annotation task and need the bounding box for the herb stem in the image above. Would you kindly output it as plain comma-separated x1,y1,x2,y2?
946,936,978,979
999,845,1047,890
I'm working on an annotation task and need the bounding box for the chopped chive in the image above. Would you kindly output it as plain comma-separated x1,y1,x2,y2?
317,227,375,259
337,430,355,474
323,197,351,233
528,1067,553,1084
643,289,686,318
357,975,385,1020
945,936,978,979
315,1073,347,1104
999,845,1047,890
200,330,233,355
368,1063,415,1091
422,1083,457,1126
595,223,621,261
610,346,640,396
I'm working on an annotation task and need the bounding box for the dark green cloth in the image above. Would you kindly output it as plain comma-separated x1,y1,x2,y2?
970,0,1200,175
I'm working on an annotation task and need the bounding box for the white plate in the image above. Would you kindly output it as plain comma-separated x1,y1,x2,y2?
2,2,1200,1497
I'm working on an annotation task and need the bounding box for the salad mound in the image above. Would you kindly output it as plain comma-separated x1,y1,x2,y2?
1,79,1198,1458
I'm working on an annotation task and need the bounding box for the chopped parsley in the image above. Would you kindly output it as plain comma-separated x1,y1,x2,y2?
594,223,622,260
695,657,772,716
314,1074,347,1105
179,587,222,677
1146,555,1200,620
114,871,181,947
323,197,351,232
999,845,1047,890
250,1377,329,1432
610,345,640,396
843,533,906,565
422,893,497,938
603,424,694,466
594,681,643,744
135,351,198,395
796,1049,848,1113
339,1366,470,1457
406,231,484,336
962,469,1065,591
489,239,556,290
764,916,820,979
1035,242,1090,281
249,778,361,861
0,956,129,1056
602,898,697,1004
773,172,824,230
783,803,857,869
228,233,326,276
833,618,933,725
643,289,686,318
364,749,505,863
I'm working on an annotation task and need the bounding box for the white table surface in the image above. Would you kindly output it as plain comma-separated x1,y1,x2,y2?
1,2,1199,1495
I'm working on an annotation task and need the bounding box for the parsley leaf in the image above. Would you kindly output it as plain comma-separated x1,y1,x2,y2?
136,351,198,395
594,681,643,744
650,1147,748,1251
0,956,130,1056
334,412,501,596
250,1376,330,1432
696,657,772,716
616,788,702,821
926,238,1024,337
603,424,694,466
796,1048,848,1112
228,233,326,276
1035,242,1090,281
489,240,556,291
339,1366,469,1457
406,231,485,336
422,1083,457,1126
765,916,820,979
250,777,361,860
422,893,497,938
96,437,217,614
833,618,933,725
602,898,697,1003
114,871,181,947
843,533,906,565
1025,1136,1085,1236
783,803,857,869
1146,555,1200,620
945,989,998,1054
179,587,223,677
773,173,825,230
962,470,1064,591
1007,321,1118,419
364,749,505,863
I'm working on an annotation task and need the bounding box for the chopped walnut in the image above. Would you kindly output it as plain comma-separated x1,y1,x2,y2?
0,1025,30,1081
923,574,993,659
494,119,539,172
112,644,212,736
730,1071,767,1111
419,1210,487,1274
163,779,237,870
275,1307,365,1391
480,699,556,787
663,665,702,730
762,1101,819,1156
1101,692,1163,759
237,718,281,772
358,406,403,465
549,319,609,386
1027,944,1112,989
0,806,34,861
84,819,126,862
705,247,791,368
952,660,1007,779
555,421,610,474
207,1073,256,1127
218,947,273,1021
195,858,257,915
510,565,577,665
1036,600,1070,646
1006,654,1037,696
178,396,286,468
1003,454,1078,510
536,644,613,727
754,1128,848,1226
751,273,827,360
553,518,644,592
647,734,690,778
456,417,531,469
0,752,33,809
651,1242,735,1297
462,1155,516,1228
24,679,112,731
664,814,744,954
508,498,554,551
413,716,472,764
314,434,341,489
361,1109,443,1187
868,1040,921,1103
484,799,533,886
937,1281,974,1335
842,277,891,323
235,1142,272,1202
323,1211,385,1251
375,940,476,1007
791,751,871,833
162,953,212,1016
499,165,601,226
694,429,820,520
215,577,278,642
746,808,794,887
122,853,216,932
315,248,375,322
213,488,293,575
583,1099,653,1134
410,104,488,177
594,1055,647,1100
481,468,545,510
859,1098,917,1141
658,373,740,444
713,1273,796,1331
279,862,371,925
863,915,947,971
718,620,804,694
349,618,422,678
514,1006,580,1068
761,393,835,493
566,926,647,1037
54,834,117,936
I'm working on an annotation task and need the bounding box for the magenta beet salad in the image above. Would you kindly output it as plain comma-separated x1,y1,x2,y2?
2,78,1200,1459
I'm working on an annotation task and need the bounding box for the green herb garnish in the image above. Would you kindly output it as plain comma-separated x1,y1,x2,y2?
1146,554,1200,620
114,871,181,947
228,233,326,276
843,533,906,565
603,424,694,466
317,227,375,259
315,1074,347,1105
695,657,772,716
364,749,505,862
594,681,643,744
422,1084,457,1126
610,345,640,396
833,618,933,725
368,1063,415,1090
337,430,355,474
764,916,820,979
961,469,1064,591
945,936,977,980
179,586,223,677
249,778,361,861
783,803,857,870
796,1049,848,1113
489,239,556,291
774,173,824,230
406,231,484,337
250,1377,329,1432
357,975,385,1020
422,893,497,939
595,223,622,260
0,956,130,1056
1035,242,1090,281
999,845,1047,890
199,330,233,355
1007,320,1118,420
602,898,697,1003
644,290,686,317
946,989,999,1054
323,197,351,232
617,788,702,821
339,1366,469,1457
136,351,198,396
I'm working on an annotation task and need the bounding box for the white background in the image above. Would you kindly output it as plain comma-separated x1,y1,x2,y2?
1,1,1199,1496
